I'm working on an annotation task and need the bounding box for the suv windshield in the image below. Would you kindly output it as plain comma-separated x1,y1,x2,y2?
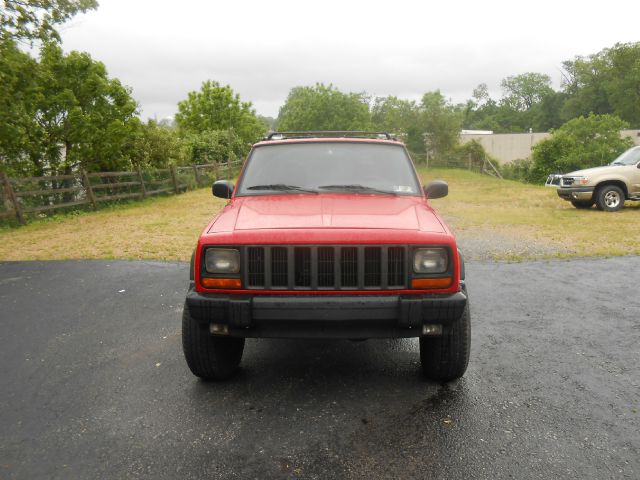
611,146,640,166
236,142,421,196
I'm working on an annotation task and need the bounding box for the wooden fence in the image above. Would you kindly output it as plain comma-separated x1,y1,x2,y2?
0,161,242,224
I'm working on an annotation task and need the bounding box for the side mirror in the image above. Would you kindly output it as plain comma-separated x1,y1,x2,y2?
423,180,448,199
212,180,235,199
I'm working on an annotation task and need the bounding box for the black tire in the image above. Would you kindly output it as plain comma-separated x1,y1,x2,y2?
182,302,244,380
595,185,625,212
571,200,594,209
420,303,470,382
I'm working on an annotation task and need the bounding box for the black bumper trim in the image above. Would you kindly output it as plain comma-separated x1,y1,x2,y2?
185,290,468,339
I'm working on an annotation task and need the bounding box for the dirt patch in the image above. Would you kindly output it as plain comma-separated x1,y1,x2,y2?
450,224,575,261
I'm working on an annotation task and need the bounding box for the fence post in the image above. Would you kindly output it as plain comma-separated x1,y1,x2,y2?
80,168,97,209
136,166,147,198
169,164,179,194
193,165,200,187
1,172,25,224
213,161,219,180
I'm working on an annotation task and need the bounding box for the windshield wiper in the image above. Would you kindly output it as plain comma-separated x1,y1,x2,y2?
611,161,624,165
246,184,318,193
318,184,398,195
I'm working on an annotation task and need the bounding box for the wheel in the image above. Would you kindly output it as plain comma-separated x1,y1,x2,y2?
595,185,624,212
182,302,244,380
420,303,470,382
571,200,594,209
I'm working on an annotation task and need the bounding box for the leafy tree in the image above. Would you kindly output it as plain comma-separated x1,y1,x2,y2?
529,90,566,131
181,130,246,165
35,43,140,173
561,42,640,127
132,119,183,168
175,80,265,149
277,83,371,131
371,96,423,152
0,38,41,175
421,91,462,159
471,83,492,108
529,114,633,182
501,72,553,112
0,0,98,44
257,115,276,131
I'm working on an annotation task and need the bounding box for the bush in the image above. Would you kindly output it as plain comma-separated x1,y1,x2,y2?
529,113,633,183
499,158,535,182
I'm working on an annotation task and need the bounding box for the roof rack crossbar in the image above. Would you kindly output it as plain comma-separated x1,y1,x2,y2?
264,131,395,141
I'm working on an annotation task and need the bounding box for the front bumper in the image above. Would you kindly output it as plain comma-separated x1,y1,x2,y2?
185,289,468,339
557,187,594,201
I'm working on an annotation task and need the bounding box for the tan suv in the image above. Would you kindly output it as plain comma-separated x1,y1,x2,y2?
556,146,640,211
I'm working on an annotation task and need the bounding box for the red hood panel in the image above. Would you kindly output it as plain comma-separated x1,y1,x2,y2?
208,194,445,234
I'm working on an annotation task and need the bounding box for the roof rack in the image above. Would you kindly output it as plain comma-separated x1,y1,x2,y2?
264,131,397,141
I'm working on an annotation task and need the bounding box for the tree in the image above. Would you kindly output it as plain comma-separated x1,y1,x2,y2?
529,114,633,182
132,120,183,168
471,83,491,108
561,42,640,127
181,129,246,165
0,38,41,175
501,72,553,112
175,80,266,149
421,91,462,159
0,0,98,44
35,43,141,173
371,96,423,152
277,83,371,131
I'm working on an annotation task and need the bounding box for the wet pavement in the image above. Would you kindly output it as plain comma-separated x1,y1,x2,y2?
0,258,638,479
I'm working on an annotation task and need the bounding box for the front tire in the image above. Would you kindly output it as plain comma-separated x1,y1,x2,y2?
182,303,244,380
420,303,470,382
595,185,624,212
571,200,594,209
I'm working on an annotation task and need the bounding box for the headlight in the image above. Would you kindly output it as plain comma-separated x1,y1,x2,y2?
574,176,589,185
413,248,448,274
205,248,240,273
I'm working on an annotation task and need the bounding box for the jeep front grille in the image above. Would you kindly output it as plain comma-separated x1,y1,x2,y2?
244,245,407,290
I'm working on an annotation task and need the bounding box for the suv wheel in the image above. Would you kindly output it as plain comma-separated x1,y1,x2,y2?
420,303,470,382
182,303,244,380
595,185,624,212
571,200,594,209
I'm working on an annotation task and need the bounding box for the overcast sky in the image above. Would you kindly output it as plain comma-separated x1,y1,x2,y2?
59,0,639,121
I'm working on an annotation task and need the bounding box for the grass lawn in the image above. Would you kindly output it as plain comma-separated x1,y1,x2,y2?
0,168,638,262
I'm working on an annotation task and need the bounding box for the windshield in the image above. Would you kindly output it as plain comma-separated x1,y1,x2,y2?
236,142,421,196
611,146,640,166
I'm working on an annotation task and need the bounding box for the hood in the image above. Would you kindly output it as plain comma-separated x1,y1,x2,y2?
209,194,445,233
565,165,619,176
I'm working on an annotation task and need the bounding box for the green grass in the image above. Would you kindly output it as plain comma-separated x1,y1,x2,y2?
0,168,638,262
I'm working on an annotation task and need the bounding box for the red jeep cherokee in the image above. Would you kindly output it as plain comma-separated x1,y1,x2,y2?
182,132,470,382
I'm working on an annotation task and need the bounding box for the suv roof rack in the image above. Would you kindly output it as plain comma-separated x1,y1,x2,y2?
264,131,397,141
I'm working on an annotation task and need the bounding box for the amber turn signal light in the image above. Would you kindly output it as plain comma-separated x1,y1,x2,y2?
411,277,452,289
201,277,241,289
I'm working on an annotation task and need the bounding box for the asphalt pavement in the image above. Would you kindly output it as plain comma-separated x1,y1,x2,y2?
0,258,639,479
